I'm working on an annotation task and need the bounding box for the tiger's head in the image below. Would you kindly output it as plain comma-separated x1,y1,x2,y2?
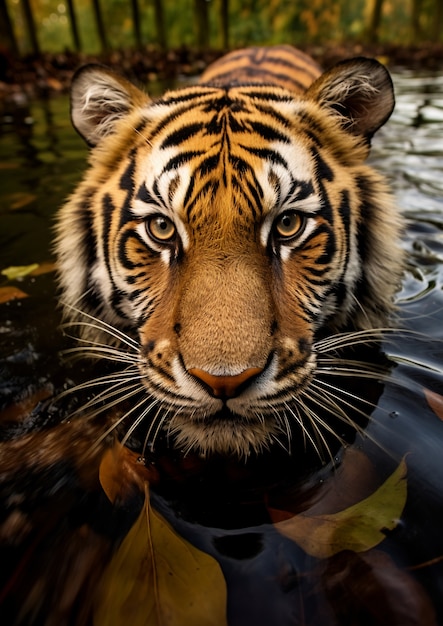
55,55,404,458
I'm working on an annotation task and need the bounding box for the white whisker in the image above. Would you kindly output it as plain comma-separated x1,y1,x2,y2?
120,398,161,447
96,395,159,446
61,304,139,350
71,382,143,422
284,400,324,459
62,345,140,365
56,367,140,401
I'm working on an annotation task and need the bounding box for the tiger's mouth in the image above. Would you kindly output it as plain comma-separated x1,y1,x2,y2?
206,405,251,424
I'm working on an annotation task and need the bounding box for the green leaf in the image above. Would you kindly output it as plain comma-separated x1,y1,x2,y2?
94,485,228,626
1,264,39,280
276,457,407,558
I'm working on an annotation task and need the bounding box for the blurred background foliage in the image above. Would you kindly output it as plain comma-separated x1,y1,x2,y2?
1,0,442,58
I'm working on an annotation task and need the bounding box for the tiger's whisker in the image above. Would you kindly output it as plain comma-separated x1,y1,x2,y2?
56,367,140,401
62,345,140,365
283,401,324,459
61,305,139,350
120,398,161,447
70,382,143,422
95,395,158,446
296,397,338,464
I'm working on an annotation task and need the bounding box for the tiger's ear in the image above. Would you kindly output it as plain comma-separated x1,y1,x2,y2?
70,65,149,146
305,58,394,141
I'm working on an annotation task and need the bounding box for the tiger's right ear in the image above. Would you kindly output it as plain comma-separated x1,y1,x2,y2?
70,65,149,147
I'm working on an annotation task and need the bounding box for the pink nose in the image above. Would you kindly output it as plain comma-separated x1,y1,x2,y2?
188,367,263,399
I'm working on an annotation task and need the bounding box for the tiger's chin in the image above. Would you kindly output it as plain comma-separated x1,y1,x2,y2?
168,408,280,458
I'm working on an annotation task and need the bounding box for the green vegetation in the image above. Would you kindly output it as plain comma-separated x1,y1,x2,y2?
2,0,442,57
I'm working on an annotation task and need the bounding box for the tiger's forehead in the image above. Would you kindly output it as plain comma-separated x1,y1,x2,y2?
133,86,320,224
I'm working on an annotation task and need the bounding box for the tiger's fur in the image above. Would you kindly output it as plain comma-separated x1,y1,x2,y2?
55,46,404,457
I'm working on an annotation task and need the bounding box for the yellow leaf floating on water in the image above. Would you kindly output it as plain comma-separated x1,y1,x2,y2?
1,264,39,280
276,457,407,559
94,484,228,626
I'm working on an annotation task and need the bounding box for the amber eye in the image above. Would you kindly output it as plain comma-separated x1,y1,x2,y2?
274,212,305,240
146,215,176,243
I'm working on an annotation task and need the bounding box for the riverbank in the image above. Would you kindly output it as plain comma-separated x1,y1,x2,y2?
0,42,442,103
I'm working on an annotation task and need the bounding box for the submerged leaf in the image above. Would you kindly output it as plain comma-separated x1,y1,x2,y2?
424,388,443,421
268,448,379,522
1,264,39,280
321,549,438,625
94,485,228,626
276,457,407,558
9,192,37,210
0,285,28,303
0,384,53,423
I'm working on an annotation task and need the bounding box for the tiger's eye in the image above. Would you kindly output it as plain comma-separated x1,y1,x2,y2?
146,215,176,242
274,212,304,239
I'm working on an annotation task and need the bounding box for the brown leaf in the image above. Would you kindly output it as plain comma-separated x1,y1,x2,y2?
275,457,407,558
321,550,438,625
0,385,53,423
30,262,56,276
0,285,28,303
94,485,228,626
424,388,443,421
8,192,37,210
99,441,159,504
268,448,378,522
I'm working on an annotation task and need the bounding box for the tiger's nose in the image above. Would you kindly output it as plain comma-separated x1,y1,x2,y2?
188,367,263,400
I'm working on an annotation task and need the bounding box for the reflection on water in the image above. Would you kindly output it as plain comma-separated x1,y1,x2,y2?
1,70,443,624
0,96,87,268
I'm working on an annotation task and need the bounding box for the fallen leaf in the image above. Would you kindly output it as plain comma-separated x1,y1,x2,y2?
0,286,28,303
0,385,53,423
268,448,378,523
276,457,407,558
321,549,438,625
8,192,37,210
1,264,39,280
99,441,159,504
94,485,228,626
424,388,443,421
30,261,56,276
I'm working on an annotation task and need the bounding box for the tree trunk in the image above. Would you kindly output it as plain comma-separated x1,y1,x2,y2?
21,0,40,55
220,0,229,49
194,0,210,50
411,0,422,40
91,0,109,52
66,0,81,52
0,0,19,56
152,0,167,50
431,0,442,41
367,0,384,43
130,0,142,48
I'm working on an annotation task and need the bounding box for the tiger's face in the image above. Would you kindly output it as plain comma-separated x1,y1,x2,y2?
56,52,404,457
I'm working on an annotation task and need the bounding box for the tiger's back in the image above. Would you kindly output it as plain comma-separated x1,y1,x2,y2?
198,45,322,92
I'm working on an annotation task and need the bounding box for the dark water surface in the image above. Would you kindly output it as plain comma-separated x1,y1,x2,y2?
1,70,443,625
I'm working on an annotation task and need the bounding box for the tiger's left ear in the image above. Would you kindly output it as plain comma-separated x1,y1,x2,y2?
305,58,394,141
70,64,149,147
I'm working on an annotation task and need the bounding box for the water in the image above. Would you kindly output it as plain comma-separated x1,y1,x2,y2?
0,70,443,624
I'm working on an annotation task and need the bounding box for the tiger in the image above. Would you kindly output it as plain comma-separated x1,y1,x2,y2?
54,45,404,459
